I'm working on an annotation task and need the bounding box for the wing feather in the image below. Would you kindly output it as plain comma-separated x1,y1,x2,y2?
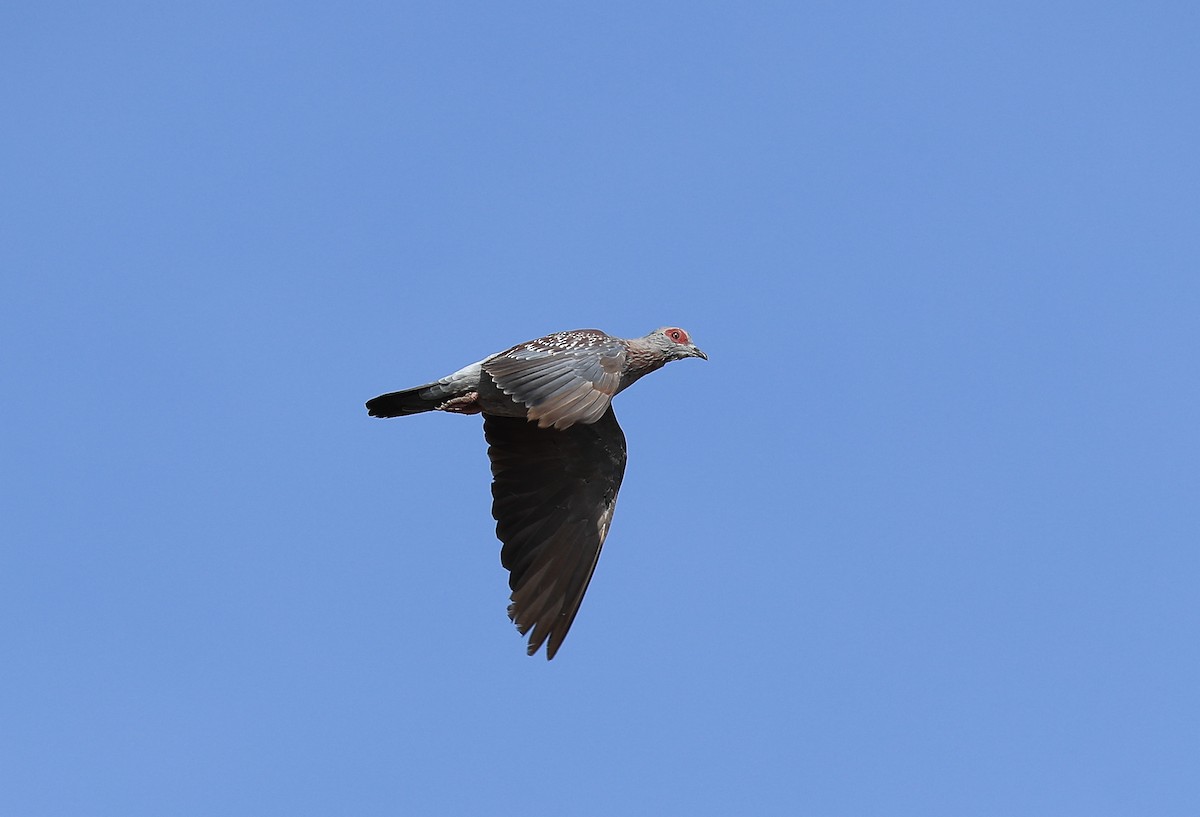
484,407,628,659
482,330,626,429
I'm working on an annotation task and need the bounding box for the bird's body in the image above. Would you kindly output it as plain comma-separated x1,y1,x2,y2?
367,327,706,658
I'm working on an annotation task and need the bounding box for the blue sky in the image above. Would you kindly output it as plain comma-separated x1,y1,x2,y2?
3,2,1198,815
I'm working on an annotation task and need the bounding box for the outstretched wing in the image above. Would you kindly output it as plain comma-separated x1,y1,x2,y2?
482,329,626,429
483,407,628,659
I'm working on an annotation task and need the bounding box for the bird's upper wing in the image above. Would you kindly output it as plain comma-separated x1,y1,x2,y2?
484,406,628,659
481,329,626,429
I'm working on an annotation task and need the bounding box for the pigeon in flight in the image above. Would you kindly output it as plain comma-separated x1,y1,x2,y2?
366,327,707,659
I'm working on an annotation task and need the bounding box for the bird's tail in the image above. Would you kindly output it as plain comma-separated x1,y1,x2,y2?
365,384,444,418
367,362,483,418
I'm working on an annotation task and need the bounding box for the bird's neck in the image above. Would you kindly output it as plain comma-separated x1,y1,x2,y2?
617,338,668,394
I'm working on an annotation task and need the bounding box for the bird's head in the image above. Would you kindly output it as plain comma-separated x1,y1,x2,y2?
653,327,707,361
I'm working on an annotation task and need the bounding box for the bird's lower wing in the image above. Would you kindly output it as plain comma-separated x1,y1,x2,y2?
484,407,628,659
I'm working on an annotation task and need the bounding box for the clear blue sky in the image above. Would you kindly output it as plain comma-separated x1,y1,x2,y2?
3,3,1197,815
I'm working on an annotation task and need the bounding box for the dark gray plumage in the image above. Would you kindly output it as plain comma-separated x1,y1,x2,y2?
366,327,706,658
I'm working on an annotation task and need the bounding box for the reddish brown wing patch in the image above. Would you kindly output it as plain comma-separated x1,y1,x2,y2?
483,329,627,429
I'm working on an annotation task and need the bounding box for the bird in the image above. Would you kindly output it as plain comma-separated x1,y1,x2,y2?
366,327,707,659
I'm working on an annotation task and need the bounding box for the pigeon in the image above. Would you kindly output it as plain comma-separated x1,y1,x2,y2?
366,327,706,658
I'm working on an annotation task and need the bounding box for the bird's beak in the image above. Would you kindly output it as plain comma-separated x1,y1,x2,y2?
690,344,708,360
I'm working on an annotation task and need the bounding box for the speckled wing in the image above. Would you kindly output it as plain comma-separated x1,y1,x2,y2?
481,329,626,429
484,406,627,659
